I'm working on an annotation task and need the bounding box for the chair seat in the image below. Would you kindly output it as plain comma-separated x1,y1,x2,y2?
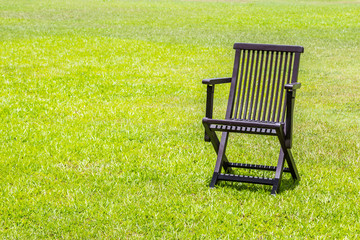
209,124,277,135
203,117,283,136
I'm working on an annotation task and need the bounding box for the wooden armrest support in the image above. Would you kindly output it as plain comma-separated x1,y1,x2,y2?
202,77,232,85
202,77,231,141
285,82,301,90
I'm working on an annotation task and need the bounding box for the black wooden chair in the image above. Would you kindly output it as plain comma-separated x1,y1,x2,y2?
202,43,304,195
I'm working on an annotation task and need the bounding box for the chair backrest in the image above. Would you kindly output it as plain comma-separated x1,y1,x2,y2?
225,43,304,123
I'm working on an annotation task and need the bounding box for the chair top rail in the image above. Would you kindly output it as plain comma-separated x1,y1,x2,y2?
233,43,304,53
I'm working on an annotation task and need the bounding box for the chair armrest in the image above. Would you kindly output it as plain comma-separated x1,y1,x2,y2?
285,82,301,90
202,77,231,141
202,77,232,85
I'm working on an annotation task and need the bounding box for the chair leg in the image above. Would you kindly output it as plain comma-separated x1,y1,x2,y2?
284,149,300,181
203,123,230,172
209,132,230,188
276,128,300,182
271,148,285,195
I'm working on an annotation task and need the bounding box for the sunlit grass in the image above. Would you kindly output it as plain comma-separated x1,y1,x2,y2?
0,0,359,238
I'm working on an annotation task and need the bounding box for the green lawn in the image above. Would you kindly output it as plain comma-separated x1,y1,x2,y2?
0,0,359,238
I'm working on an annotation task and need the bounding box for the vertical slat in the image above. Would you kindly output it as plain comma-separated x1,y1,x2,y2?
276,52,288,122
258,51,270,121
248,50,260,120
243,50,256,119
225,49,241,119
287,52,294,84
238,50,251,119
291,52,301,83
233,50,245,119
262,51,274,121
272,51,283,121
252,51,264,120
267,51,279,121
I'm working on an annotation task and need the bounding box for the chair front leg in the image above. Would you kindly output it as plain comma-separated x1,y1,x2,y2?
276,127,300,181
203,122,231,182
271,148,285,195
210,132,230,188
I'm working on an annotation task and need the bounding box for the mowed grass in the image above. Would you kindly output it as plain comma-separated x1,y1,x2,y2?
0,0,359,238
